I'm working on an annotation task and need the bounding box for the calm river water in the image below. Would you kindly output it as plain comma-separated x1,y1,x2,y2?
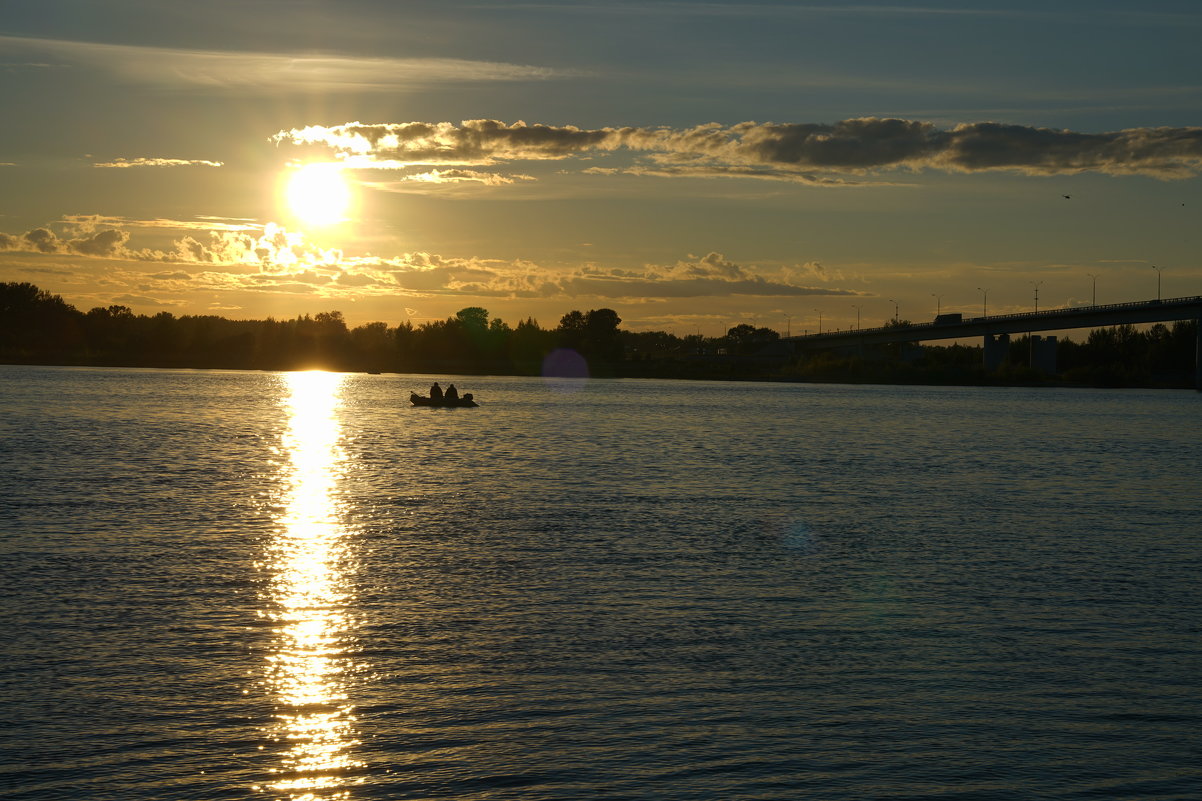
2,365,1201,800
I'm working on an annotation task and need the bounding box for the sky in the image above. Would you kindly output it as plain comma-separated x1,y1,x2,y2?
1,0,1200,336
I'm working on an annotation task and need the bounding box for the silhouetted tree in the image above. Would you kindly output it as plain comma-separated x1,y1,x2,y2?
584,308,623,363
510,317,553,374
1,282,1194,387
725,323,779,354
557,310,587,350
0,282,83,359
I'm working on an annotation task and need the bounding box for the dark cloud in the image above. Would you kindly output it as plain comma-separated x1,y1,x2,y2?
0,226,132,257
24,228,59,253
71,228,129,256
276,118,1202,179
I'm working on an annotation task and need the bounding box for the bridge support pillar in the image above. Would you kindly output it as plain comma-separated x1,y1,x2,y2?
1195,318,1201,391
984,333,1009,372
1031,335,1058,374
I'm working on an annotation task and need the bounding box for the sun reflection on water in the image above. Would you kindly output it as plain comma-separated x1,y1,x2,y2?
262,370,362,800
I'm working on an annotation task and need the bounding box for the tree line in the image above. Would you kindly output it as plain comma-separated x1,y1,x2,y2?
1,282,1196,386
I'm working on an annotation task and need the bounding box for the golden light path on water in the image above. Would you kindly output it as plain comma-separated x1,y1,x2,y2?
259,370,362,800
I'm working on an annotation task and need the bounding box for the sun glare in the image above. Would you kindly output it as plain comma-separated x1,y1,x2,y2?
283,163,352,227
260,370,364,798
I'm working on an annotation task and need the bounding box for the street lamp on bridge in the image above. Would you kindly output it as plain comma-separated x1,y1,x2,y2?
931,293,942,316
1029,280,1044,313
851,304,862,331
1152,265,1162,301
1086,273,1097,306
888,299,898,324
814,308,823,334
977,287,988,318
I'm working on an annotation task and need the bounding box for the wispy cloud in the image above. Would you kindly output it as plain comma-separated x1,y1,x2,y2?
360,167,538,193
93,157,223,168
61,214,258,233
275,118,1202,179
0,35,566,92
591,164,880,186
343,250,867,301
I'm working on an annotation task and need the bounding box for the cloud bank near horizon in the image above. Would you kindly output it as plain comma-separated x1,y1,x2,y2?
1,219,857,302
274,118,1202,180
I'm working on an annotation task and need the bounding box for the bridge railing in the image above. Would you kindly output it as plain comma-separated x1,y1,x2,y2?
789,295,1202,342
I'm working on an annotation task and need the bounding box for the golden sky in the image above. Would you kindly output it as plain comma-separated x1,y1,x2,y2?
1,2,1199,335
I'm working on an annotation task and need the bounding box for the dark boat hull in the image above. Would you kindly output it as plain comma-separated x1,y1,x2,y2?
410,392,478,407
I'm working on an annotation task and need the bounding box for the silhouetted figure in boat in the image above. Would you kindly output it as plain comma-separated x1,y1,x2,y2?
444,384,459,401
429,381,443,401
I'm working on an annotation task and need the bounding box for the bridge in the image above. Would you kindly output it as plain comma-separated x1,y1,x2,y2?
782,295,1202,389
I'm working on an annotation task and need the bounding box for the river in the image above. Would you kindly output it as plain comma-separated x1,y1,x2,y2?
2,365,1200,800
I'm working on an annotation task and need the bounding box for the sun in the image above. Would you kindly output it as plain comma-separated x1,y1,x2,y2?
282,163,352,227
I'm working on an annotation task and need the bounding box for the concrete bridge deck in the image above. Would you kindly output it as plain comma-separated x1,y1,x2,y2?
782,295,1202,388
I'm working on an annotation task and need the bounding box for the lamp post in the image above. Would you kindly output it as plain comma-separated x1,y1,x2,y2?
1152,265,1161,301
1030,280,1044,313
931,293,942,317
814,308,823,334
1086,273,1097,306
785,313,792,337
851,304,862,331
888,299,898,324
977,287,988,318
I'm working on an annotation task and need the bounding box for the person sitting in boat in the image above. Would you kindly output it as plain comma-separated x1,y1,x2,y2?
444,383,459,401
429,381,443,401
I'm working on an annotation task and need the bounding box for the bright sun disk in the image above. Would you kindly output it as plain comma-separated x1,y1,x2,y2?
284,163,351,227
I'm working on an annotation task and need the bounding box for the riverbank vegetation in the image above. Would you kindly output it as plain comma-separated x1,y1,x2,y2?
2,282,1197,388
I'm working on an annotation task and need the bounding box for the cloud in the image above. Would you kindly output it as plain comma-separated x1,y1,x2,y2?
0,220,339,272
0,35,563,92
61,213,257,232
275,117,1202,179
94,157,223,168
275,120,624,164
169,224,343,270
358,168,537,194
396,168,536,185
548,252,866,300
346,250,865,301
110,293,184,307
595,164,873,186
0,226,132,257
